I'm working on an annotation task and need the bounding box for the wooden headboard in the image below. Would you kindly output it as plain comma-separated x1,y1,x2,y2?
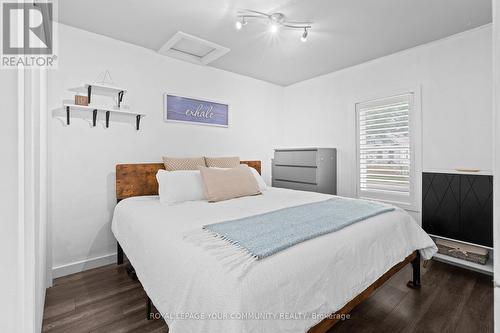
116,160,261,201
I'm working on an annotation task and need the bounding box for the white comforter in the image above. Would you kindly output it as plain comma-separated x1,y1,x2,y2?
112,188,436,333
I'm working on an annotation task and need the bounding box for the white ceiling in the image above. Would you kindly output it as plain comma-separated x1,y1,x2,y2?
58,0,491,86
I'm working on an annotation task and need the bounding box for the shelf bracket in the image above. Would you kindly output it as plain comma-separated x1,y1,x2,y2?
106,111,110,128
136,115,141,130
92,109,97,127
66,106,70,125
87,85,92,104
118,91,124,108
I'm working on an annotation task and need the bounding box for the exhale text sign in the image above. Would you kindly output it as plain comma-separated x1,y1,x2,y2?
164,94,229,127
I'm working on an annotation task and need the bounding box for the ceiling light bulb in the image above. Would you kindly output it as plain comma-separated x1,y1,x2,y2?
301,28,308,42
269,23,279,34
235,20,243,30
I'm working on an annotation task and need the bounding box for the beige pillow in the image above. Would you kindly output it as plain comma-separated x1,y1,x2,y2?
163,156,206,171
199,165,261,202
205,156,240,168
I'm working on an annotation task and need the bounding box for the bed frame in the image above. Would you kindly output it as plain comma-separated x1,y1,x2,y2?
115,161,421,333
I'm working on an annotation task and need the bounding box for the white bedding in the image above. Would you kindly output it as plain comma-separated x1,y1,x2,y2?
112,188,437,333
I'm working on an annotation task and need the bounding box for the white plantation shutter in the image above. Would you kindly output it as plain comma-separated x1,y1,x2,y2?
356,93,414,206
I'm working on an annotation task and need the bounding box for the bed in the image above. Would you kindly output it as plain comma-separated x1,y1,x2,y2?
111,161,437,333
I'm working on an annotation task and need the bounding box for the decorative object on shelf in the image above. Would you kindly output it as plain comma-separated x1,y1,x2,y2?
235,10,312,42
164,94,228,127
436,238,489,265
74,94,88,106
454,168,481,173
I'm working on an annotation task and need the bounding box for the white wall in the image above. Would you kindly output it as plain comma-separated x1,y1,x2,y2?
0,68,19,332
282,25,493,213
48,24,284,276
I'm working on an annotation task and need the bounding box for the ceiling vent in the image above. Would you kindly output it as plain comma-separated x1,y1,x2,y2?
158,31,230,65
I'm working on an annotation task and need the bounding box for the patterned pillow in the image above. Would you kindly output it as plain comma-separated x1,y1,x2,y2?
162,157,206,171
205,156,240,168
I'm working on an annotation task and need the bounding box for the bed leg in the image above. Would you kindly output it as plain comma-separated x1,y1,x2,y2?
407,251,421,289
117,242,124,265
125,263,138,281
146,296,153,320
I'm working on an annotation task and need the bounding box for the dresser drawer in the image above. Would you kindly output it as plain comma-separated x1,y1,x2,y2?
274,150,317,167
273,165,317,184
273,180,318,192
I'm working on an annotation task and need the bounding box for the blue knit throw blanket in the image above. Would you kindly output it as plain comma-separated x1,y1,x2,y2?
185,197,394,276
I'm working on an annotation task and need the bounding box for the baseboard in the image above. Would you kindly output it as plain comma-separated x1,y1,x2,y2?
52,252,116,279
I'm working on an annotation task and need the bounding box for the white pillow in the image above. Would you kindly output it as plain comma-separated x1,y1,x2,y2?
156,169,205,204
249,167,267,191
210,166,267,191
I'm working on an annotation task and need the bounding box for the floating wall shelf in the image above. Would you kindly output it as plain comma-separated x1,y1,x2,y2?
64,82,143,130
64,103,146,130
85,83,127,107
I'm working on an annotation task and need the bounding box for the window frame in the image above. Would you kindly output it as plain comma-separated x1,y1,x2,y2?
355,87,422,212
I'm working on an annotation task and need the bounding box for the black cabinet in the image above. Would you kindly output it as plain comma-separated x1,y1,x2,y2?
422,172,493,247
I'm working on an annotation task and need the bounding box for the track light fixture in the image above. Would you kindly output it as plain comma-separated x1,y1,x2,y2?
269,22,279,34
235,17,247,30
236,10,312,42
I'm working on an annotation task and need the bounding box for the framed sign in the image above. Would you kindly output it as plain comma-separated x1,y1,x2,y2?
164,94,228,127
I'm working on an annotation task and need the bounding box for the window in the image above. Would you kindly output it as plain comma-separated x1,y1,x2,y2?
356,93,415,208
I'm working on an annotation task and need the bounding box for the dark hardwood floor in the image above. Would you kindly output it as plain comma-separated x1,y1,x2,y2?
43,259,493,333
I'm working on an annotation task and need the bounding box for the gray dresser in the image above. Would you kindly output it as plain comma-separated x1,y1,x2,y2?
272,148,337,194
